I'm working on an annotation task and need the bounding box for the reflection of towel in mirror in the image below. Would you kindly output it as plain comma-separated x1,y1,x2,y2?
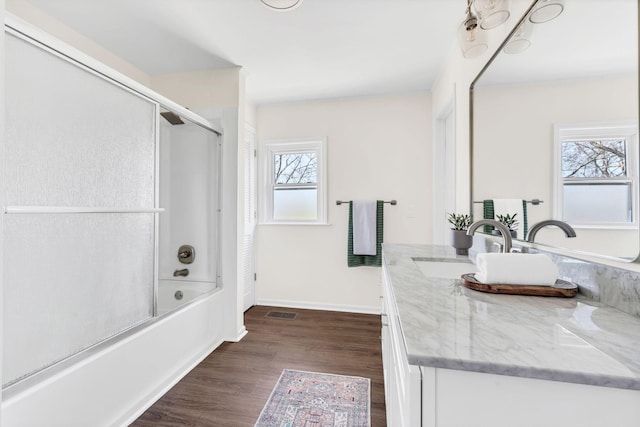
475,253,558,286
483,199,528,239
353,200,377,255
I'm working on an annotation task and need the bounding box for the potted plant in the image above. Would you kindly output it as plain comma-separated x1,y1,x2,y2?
494,213,519,238
447,213,473,255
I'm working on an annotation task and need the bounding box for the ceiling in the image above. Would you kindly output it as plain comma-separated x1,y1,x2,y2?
477,0,638,87
23,0,464,104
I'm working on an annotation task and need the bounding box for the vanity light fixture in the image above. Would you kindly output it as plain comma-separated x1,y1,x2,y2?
458,0,510,58
503,21,533,54
458,0,489,58
259,0,303,11
503,0,565,54
528,0,565,24
474,0,511,30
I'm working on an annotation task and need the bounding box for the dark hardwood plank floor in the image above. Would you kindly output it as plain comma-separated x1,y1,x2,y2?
130,305,387,426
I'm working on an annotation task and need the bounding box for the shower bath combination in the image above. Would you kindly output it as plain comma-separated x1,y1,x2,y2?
0,17,234,425
157,110,221,316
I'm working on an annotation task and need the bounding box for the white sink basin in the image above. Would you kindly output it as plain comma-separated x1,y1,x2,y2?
414,259,477,280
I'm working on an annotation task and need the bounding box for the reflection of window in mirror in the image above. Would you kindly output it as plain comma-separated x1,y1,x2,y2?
554,121,639,228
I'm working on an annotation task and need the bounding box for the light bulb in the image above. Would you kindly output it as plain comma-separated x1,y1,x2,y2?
467,28,478,42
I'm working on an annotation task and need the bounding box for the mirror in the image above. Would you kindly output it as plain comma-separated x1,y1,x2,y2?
471,0,639,261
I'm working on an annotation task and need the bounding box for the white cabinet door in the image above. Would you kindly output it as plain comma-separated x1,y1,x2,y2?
422,367,640,427
382,263,422,426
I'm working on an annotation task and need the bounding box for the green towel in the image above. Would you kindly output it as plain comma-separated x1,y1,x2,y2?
482,200,528,238
348,201,383,267
482,200,495,234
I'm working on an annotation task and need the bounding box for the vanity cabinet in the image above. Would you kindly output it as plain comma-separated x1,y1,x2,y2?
381,252,640,427
381,261,421,426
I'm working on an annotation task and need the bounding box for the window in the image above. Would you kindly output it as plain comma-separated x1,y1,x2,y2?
261,139,327,224
554,121,638,227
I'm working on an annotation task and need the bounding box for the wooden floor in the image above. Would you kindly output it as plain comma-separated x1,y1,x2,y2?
130,305,387,426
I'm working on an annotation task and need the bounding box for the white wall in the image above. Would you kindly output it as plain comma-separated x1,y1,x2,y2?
0,0,6,419
474,75,638,257
431,0,533,215
256,94,432,312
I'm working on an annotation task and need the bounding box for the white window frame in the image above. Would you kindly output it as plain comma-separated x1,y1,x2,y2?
260,138,327,225
553,120,639,229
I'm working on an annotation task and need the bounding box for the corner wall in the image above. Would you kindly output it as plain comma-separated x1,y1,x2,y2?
256,93,432,312
151,67,248,340
431,0,533,215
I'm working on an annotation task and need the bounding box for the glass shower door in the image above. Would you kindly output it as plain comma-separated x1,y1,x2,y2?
3,30,158,386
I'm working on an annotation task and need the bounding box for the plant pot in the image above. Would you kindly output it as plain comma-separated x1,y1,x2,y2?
450,229,473,255
491,229,517,238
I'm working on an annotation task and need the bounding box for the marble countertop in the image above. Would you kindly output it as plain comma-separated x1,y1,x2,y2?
382,243,640,390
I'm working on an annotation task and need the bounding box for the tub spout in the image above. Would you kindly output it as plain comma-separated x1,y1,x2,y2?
173,268,189,277
467,219,512,253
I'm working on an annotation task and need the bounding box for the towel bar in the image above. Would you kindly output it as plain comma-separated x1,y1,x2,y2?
473,199,543,205
336,200,397,205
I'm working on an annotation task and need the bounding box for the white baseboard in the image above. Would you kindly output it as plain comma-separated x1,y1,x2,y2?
255,298,381,315
228,326,248,342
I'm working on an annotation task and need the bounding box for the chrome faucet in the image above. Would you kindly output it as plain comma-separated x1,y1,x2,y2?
526,220,576,242
173,268,189,277
467,219,512,253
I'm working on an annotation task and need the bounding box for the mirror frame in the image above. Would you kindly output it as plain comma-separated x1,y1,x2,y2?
469,0,640,263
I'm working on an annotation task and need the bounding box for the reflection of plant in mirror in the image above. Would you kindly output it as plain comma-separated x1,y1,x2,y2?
496,213,519,231
448,213,471,231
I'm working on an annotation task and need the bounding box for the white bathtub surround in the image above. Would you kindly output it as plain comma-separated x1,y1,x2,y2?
382,243,640,426
1,291,226,427
157,281,217,315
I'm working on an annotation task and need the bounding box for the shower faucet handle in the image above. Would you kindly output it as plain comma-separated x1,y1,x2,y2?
177,245,195,264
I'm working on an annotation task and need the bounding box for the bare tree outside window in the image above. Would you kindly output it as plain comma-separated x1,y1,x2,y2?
274,152,317,184
262,139,326,223
561,139,626,178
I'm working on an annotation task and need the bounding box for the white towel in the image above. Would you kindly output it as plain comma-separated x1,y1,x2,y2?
474,253,558,286
353,200,377,255
493,199,525,240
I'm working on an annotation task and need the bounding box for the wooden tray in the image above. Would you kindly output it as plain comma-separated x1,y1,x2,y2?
461,273,578,298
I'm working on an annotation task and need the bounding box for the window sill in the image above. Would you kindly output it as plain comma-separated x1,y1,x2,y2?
571,224,638,230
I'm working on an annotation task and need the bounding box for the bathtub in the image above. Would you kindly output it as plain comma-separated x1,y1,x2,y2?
157,280,218,315
2,287,229,427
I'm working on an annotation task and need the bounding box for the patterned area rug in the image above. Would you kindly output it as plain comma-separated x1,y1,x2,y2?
255,369,371,427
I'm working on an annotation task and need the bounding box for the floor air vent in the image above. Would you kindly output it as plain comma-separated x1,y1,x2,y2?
265,311,297,320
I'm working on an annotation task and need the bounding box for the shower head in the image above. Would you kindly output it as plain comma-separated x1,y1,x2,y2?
160,111,185,125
